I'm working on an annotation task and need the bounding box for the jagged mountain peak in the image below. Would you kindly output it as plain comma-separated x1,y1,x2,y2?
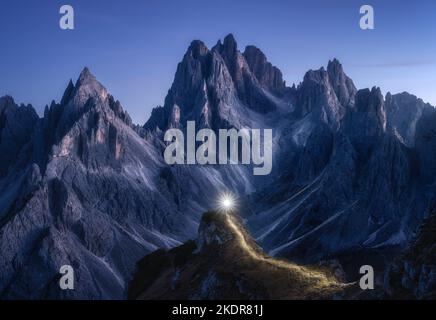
386,91,431,106
0,95,39,177
353,86,385,123
0,95,15,108
356,86,383,109
327,58,357,107
385,91,431,147
77,67,94,83
294,59,358,126
302,66,328,82
222,33,237,51
327,58,344,83
0,95,37,116
210,34,238,55
145,34,288,131
212,34,240,78
243,45,286,93
327,58,342,70
61,79,75,105
40,67,132,158
3,33,436,300
69,67,108,106
186,40,209,59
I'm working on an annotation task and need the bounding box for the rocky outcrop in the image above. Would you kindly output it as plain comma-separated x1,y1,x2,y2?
0,96,38,177
385,203,436,299
343,87,386,156
0,65,255,299
327,59,357,108
248,78,428,281
385,92,429,147
243,45,286,95
1,34,435,300
415,106,436,184
294,61,356,128
0,69,219,299
144,34,287,132
129,212,349,300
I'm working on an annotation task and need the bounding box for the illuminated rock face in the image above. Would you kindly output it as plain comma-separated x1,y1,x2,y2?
0,53,264,298
1,34,435,299
144,34,286,133
129,212,347,300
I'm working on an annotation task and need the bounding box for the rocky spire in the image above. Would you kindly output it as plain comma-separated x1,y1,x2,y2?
243,45,286,94
354,86,386,131
0,96,39,177
0,95,15,114
77,67,94,84
61,80,75,105
144,34,294,132
186,40,209,60
221,33,238,59
385,92,429,147
296,66,344,126
327,59,357,107
342,86,387,156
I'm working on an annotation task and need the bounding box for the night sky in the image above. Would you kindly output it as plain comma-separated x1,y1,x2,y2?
1,0,435,124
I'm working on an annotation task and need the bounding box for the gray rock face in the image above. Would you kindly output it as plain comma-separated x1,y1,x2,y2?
0,67,245,299
243,45,286,95
0,96,38,177
343,87,386,156
1,34,435,299
246,60,432,277
415,106,436,184
144,34,287,132
327,59,357,108
385,92,429,147
385,202,436,299
295,66,347,128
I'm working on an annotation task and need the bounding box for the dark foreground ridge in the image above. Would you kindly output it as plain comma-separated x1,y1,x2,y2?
128,211,355,300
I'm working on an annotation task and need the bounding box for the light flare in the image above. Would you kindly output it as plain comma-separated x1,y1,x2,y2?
216,192,237,213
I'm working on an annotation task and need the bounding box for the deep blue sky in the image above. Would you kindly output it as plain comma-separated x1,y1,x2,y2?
1,0,435,124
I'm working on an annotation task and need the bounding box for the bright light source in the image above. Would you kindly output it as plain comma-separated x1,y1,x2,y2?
217,192,237,213
222,197,233,208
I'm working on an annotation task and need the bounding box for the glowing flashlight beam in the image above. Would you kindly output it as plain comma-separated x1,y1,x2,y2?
217,192,237,213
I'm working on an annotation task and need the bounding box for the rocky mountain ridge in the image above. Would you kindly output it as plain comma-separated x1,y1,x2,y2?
0,34,435,299
129,211,350,300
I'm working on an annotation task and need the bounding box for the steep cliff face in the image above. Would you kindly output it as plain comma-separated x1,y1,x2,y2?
0,96,38,177
415,106,436,184
385,92,429,148
144,34,289,132
327,59,357,108
247,56,429,275
0,68,235,299
293,59,357,129
1,34,435,299
385,203,436,299
0,60,258,298
243,45,286,95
